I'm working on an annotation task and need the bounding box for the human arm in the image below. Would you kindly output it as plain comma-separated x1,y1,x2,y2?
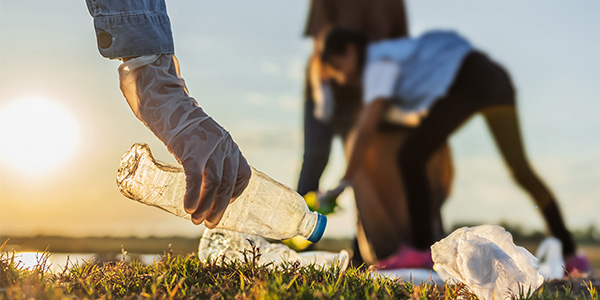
342,99,387,181
342,60,401,181
308,99,388,213
308,98,385,213
86,1,250,227
119,55,251,228
85,0,174,59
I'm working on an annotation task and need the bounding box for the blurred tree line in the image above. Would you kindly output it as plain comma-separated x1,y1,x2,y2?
450,222,600,245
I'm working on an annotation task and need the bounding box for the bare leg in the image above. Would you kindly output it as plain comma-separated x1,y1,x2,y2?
482,105,575,256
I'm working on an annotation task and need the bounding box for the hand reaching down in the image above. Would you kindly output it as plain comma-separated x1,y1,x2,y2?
305,180,350,215
320,179,350,204
118,54,251,227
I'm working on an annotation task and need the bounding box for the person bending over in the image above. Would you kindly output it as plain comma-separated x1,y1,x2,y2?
320,27,589,272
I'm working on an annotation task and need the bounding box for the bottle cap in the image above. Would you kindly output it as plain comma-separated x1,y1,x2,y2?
307,213,327,243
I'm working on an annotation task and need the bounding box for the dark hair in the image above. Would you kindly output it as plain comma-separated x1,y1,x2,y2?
321,27,369,72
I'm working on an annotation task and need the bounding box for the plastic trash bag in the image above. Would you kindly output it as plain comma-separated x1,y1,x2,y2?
198,228,349,271
535,237,565,280
431,225,544,300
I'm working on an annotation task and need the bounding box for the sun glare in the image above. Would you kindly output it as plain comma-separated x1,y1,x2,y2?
0,96,81,176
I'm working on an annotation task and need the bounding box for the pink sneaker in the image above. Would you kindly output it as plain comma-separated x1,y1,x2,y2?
565,253,591,274
375,245,434,269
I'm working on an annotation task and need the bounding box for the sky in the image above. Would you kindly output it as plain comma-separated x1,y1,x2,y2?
1,0,599,239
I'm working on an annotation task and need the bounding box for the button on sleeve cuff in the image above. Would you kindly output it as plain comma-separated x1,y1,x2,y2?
93,12,174,59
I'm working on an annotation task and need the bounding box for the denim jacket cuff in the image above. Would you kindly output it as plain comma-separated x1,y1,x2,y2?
93,12,174,59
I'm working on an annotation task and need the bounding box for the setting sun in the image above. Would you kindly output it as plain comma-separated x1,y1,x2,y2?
0,96,80,176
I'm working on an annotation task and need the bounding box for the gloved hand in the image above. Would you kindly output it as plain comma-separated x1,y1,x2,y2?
118,54,251,228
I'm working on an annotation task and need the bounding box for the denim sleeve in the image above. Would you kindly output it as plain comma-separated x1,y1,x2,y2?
85,0,174,59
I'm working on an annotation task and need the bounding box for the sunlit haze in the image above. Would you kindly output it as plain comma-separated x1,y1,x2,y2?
0,96,80,176
0,0,599,239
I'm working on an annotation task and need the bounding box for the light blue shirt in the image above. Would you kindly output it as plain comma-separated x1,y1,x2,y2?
85,0,174,59
365,31,473,112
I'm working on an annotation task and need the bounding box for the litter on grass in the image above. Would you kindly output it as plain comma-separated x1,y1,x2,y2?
198,228,349,271
370,268,444,285
535,237,565,280
431,225,544,300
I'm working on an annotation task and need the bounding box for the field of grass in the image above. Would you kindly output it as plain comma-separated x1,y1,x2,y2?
1,240,598,300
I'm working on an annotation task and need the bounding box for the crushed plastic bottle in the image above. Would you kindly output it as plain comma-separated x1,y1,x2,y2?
431,225,544,300
535,237,565,280
198,228,349,270
117,143,327,243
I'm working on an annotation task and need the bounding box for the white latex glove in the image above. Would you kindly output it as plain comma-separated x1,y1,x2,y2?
118,54,251,227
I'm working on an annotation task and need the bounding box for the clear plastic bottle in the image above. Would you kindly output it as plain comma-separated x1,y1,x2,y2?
198,228,349,271
116,143,327,243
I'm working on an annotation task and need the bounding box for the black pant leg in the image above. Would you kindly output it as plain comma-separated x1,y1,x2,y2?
398,52,511,249
297,70,334,195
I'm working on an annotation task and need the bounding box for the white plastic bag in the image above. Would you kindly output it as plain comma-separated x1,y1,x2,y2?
431,225,544,300
535,237,565,280
198,228,349,271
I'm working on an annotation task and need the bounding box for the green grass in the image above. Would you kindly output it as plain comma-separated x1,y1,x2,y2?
1,240,597,300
